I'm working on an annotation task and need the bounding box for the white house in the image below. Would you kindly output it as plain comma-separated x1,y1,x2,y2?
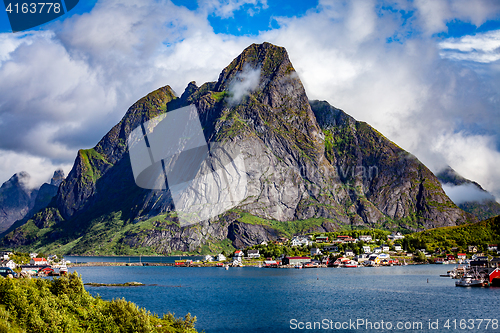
345,249,355,257
247,250,260,259
488,244,498,251
216,253,226,261
291,236,311,247
394,244,402,251
388,232,404,241
374,247,382,254
29,253,38,259
0,260,15,270
30,257,47,266
310,248,322,256
359,235,372,242
381,245,390,252
233,250,244,262
204,255,213,262
362,246,371,253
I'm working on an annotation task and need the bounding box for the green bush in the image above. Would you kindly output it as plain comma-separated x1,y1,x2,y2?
0,272,198,333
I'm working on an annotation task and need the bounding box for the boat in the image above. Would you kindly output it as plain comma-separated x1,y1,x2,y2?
455,263,491,287
344,260,358,268
440,270,457,278
455,273,489,287
59,265,68,275
294,264,303,269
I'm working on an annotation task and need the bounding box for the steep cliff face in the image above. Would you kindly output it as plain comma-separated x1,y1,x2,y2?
310,101,476,229
0,172,37,233
1,42,476,254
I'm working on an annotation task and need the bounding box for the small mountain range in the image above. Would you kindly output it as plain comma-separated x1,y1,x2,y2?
0,170,64,234
0,42,495,255
436,166,500,221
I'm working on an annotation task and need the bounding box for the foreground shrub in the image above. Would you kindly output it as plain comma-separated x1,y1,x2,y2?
0,273,198,333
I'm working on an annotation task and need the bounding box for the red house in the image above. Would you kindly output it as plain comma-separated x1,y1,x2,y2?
447,254,455,261
30,257,47,266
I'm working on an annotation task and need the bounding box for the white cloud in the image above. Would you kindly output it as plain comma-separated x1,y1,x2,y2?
442,183,495,204
414,0,500,36
431,132,500,198
439,30,500,63
200,0,268,19
227,64,261,105
0,150,72,189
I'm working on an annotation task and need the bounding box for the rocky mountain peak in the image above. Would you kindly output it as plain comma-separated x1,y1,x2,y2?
215,42,292,91
0,172,38,233
2,171,31,190
50,170,65,187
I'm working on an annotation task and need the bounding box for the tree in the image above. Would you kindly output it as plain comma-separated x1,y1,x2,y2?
415,250,427,262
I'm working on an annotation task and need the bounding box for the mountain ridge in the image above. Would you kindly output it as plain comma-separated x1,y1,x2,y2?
0,42,477,254
437,166,500,220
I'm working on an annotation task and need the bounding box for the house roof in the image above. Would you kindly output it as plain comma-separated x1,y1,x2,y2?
248,250,259,254
457,253,466,256
234,250,243,254
32,258,46,261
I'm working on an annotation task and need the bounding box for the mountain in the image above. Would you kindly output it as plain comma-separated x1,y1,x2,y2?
0,170,65,238
0,172,38,233
437,166,500,220
0,42,476,255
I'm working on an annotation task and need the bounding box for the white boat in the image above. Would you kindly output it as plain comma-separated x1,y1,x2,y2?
59,265,68,275
455,270,489,287
455,276,488,287
344,260,358,268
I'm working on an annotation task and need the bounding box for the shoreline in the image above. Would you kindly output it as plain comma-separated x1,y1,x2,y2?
67,261,423,268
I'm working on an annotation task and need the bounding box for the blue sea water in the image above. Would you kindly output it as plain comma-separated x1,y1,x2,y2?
68,264,500,333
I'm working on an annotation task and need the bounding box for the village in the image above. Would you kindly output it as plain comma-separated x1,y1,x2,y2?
1,232,499,276
176,232,500,269
0,251,70,278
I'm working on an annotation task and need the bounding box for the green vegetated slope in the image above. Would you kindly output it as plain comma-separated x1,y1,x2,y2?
459,201,500,222
403,215,500,252
0,42,477,255
7,209,335,255
0,272,198,333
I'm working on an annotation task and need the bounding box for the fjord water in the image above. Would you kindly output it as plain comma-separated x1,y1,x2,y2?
68,264,499,332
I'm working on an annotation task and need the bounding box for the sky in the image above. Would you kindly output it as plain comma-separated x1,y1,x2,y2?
1,0,500,204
